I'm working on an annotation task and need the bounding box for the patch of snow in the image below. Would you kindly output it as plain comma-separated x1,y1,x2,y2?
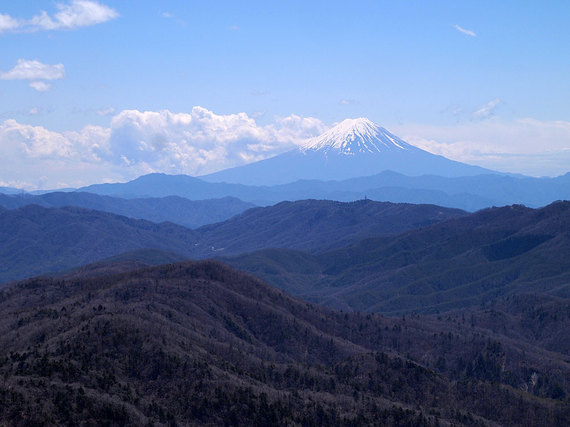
301,118,413,155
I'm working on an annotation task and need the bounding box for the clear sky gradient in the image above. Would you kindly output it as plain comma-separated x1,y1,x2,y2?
1,1,569,188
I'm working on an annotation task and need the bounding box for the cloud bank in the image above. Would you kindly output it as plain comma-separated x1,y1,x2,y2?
0,1,118,34
392,118,570,177
0,107,326,189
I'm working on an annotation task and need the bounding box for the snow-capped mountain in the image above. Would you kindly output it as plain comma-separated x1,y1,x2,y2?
201,118,497,185
301,118,411,154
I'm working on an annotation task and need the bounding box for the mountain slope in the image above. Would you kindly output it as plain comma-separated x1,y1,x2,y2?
56,248,189,280
192,199,466,256
226,201,570,314
0,186,25,195
79,172,270,202
0,205,196,283
0,200,465,283
201,118,497,185
0,192,254,229
0,260,567,425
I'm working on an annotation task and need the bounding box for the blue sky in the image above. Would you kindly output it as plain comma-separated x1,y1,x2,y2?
1,1,569,188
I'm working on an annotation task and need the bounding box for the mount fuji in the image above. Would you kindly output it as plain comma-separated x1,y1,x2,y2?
201,118,497,185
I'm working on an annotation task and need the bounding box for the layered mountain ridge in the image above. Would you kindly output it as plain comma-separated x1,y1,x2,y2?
0,192,254,229
226,201,570,314
74,169,570,211
0,200,464,283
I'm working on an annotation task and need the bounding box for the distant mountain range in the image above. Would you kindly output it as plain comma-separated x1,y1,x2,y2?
201,118,496,185
79,172,265,202
73,170,570,211
0,192,254,229
0,186,26,195
0,200,464,283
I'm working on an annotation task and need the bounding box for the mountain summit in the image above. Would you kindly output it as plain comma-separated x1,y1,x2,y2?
302,118,411,155
201,118,497,185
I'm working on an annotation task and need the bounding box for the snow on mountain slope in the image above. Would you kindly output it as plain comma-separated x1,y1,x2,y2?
302,118,412,154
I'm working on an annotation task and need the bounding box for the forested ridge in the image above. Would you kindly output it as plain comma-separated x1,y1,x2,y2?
0,261,567,425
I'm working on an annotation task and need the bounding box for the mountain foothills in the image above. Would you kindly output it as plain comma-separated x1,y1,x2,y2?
191,199,465,255
0,205,196,284
0,200,464,283
226,201,570,314
2,199,568,319
0,261,567,425
0,192,254,229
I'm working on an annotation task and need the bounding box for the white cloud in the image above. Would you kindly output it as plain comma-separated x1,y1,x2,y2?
28,81,51,92
0,119,116,189
1,119,74,159
271,114,327,145
0,59,65,92
160,11,186,26
104,107,326,175
0,13,19,32
250,111,266,119
0,1,118,34
442,104,464,117
392,118,570,176
0,59,65,81
472,98,501,120
454,24,476,37
0,107,327,189
97,106,115,116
